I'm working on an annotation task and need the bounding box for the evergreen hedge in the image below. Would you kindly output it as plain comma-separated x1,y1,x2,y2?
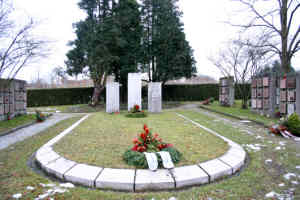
27,84,250,107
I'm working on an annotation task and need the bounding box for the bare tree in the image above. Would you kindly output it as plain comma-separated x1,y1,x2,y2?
210,39,269,108
0,0,48,80
230,0,300,73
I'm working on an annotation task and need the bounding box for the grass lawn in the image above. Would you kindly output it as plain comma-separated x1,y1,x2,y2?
201,100,279,126
27,102,182,113
1,109,299,199
54,111,229,168
0,114,36,136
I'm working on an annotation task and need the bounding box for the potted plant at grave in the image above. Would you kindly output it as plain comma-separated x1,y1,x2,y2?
123,124,182,168
125,104,147,118
35,110,46,122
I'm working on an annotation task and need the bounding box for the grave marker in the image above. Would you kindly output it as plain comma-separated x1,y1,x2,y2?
106,82,120,113
128,73,142,111
148,82,162,113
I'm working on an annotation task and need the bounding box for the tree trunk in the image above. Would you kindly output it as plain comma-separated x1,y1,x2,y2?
280,0,290,73
91,81,104,106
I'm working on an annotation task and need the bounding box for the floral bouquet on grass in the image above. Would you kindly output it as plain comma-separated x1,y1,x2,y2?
123,124,182,168
269,113,300,138
35,110,46,122
126,104,147,118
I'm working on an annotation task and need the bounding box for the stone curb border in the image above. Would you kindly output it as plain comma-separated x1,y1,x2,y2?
35,113,247,192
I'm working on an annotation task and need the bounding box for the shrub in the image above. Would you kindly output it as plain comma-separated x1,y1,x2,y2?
282,113,300,136
126,104,147,118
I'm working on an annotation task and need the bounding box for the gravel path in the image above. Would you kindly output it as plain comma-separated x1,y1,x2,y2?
0,113,77,150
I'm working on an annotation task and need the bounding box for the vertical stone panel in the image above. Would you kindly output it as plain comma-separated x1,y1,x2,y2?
106,82,120,113
128,73,142,111
148,82,162,113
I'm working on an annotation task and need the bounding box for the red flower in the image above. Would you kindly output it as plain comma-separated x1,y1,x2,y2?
166,143,173,148
135,105,140,110
140,133,146,141
131,145,138,151
133,137,139,144
154,133,159,138
143,124,148,130
145,128,149,135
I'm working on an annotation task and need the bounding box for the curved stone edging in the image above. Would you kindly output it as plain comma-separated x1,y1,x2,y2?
35,113,247,192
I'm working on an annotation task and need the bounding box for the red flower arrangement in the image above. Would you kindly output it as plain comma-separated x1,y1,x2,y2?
131,124,173,153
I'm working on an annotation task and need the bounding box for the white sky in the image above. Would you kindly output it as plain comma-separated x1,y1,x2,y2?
12,0,300,82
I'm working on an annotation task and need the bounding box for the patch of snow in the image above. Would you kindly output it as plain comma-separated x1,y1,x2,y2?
26,186,35,191
60,183,75,188
284,173,297,180
294,137,300,142
45,183,56,187
53,188,67,194
278,183,285,187
265,191,277,198
256,135,263,139
291,181,299,185
295,166,300,169
268,141,273,144
39,183,46,187
169,197,177,200
12,193,22,199
56,111,61,113
279,141,286,146
265,159,272,164
35,193,49,200
240,120,251,123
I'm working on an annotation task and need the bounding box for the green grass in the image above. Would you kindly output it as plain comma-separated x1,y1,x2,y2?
54,111,229,168
201,100,279,126
0,114,36,136
1,109,299,199
28,102,183,113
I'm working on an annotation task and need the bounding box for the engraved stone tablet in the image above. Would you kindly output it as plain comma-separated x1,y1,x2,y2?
4,104,9,114
128,73,142,111
287,78,296,88
288,103,295,116
0,104,3,115
252,89,257,98
148,82,162,113
280,79,286,89
4,95,9,104
0,93,3,104
252,99,257,109
257,78,263,87
222,87,226,94
257,89,263,98
257,100,262,109
280,91,287,102
252,79,257,88
263,77,269,87
280,103,287,114
288,90,295,102
263,88,269,98
263,99,269,109
276,88,280,96
106,82,120,113
276,96,280,105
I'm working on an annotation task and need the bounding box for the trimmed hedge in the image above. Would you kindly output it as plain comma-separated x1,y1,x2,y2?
27,84,250,107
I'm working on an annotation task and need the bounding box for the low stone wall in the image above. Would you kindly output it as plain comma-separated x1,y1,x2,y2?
0,79,27,121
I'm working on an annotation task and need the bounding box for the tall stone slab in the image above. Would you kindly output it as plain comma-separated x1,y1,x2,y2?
128,73,142,111
296,73,300,116
106,82,120,113
219,77,235,106
266,75,277,117
148,82,162,113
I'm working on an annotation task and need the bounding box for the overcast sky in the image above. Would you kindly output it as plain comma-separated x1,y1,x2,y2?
12,0,300,82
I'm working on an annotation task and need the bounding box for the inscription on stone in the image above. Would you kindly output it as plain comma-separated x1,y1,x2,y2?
263,100,269,109
252,79,257,88
263,77,269,87
252,99,257,109
252,89,257,98
257,79,263,87
280,103,287,114
106,82,120,113
288,103,295,116
287,78,296,88
288,90,295,102
128,73,142,111
257,89,263,98
148,82,162,113
280,91,287,101
263,88,269,98
257,100,262,109
0,104,3,115
280,79,286,89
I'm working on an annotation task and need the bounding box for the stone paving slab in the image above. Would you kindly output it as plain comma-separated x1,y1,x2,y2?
135,169,175,191
199,159,233,181
64,164,103,187
44,157,77,179
171,165,209,188
227,146,246,160
36,149,60,167
95,168,135,191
